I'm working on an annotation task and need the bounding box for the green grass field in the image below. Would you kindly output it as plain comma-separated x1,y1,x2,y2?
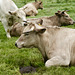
0,0,75,75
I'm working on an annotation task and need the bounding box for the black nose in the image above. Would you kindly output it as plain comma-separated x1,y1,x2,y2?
24,23,27,26
15,43,17,47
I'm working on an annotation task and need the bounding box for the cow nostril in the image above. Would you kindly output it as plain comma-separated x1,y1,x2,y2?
24,23,27,26
15,43,17,47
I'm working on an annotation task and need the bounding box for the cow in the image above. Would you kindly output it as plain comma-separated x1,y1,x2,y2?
21,0,43,16
0,0,27,38
10,19,43,36
27,10,75,26
15,24,75,67
10,10,75,37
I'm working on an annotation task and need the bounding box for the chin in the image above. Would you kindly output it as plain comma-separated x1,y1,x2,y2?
17,46,23,49
23,46,34,48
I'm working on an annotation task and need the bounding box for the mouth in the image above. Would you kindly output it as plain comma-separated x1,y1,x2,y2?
73,21,75,24
41,8,43,10
69,22,74,25
22,45,34,48
16,46,22,49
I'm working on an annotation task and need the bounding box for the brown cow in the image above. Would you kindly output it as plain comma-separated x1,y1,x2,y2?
10,19,43,36
22,0,43,16
27,10,75,26
16,24,75,67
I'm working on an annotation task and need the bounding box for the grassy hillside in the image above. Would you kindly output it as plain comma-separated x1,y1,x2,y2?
0,0,75,75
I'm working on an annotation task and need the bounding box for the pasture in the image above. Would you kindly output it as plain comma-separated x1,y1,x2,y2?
0,0,75,75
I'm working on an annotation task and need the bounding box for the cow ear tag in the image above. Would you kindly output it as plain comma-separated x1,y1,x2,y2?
39,23,42,26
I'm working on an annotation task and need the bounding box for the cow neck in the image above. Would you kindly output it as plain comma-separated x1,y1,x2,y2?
35,34,48,61
49,15,61,26
32,2,40,10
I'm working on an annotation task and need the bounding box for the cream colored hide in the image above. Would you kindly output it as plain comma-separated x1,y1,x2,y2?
27,11,74,26
16,24,75,67
22,0,43,16
0,0,27,38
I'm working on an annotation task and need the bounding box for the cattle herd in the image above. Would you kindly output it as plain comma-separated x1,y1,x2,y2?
0,0,75,68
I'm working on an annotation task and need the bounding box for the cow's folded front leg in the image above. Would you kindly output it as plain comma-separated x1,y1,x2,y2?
7,29,11,38
45,56,70,67
2,19,11,38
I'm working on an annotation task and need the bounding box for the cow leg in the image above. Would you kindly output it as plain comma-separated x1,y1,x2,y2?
28,10,35,16
45,56,70,67
2,19,11,38
31,10,38,16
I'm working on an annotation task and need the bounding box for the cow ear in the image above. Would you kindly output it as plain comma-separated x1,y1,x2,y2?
39,1,42,4
55,13,61,17
40,19,43,25
36,28,46,34
62,11,65,14
55,13,58,16
23,7,27,10
9,11,12,15
36,19,43,25
9,11,16,15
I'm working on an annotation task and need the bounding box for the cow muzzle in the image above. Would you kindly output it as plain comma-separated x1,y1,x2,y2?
23,21,28,26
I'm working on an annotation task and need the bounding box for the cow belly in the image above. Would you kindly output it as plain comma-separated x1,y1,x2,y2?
70,41,75,65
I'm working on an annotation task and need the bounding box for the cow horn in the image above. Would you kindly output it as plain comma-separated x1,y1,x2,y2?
62,10,69,12
65,10,69,12
58,11,61,13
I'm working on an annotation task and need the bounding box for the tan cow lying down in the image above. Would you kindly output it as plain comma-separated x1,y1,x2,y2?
10,10,75,37
22,0,43,16
27,10,75,26
10,19,43,36
16,24,75,67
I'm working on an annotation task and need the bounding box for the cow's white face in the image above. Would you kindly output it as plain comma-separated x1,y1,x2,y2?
9,8,27,26
15,23,46,49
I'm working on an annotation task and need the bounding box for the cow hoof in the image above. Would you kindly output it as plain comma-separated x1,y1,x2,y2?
7,36,11,38
7,35,11,38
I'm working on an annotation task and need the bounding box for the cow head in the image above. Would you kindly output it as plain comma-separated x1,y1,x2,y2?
55,10,74,25
35,0,43,9
9,8,27,26
15,23,46,48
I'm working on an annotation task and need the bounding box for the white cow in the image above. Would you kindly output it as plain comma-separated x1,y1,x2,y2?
22,0,43,16
0,0,27,38
16,24,75,67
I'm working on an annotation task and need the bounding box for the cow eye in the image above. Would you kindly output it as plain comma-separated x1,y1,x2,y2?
23,32,30,36
18,16,20,18
65,16,68,18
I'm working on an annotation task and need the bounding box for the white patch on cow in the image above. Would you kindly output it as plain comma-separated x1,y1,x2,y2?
0,0,27,38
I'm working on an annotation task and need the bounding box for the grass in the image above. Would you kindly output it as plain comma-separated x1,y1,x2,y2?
0,0,75,75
